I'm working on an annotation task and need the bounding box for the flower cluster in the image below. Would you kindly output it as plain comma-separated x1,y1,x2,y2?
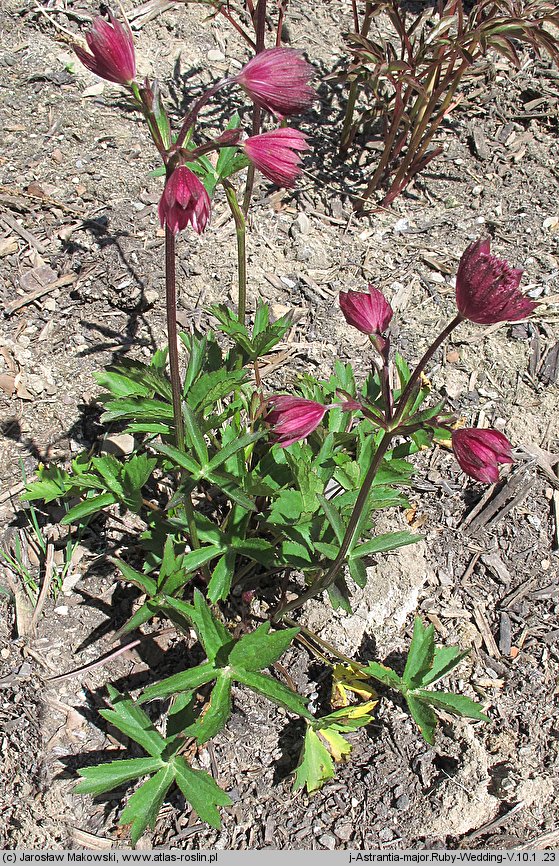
73,15,314,236
267,238,535,489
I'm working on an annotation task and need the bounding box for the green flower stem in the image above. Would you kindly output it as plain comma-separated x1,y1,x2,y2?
274,429,394,621
164,226,201,553
223,181,247,325
392,314,462,426
130,82,168,159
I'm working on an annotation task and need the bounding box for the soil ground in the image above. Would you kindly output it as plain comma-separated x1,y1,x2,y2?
0,0,558,851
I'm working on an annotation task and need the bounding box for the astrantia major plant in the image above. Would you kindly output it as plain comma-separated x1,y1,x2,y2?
23,8,538,845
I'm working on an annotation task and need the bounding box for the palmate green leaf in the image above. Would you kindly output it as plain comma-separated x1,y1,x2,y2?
233,668,313,720
122,455,157,503
161,546,221,595
182,404,209,464
349,530,421,560
112,558,158,596
119,764,175,846
215,112,241,179
194,671,233,744
327,575,353,613
22,465,73,503
100,689,168,759
406,694,437,745
207,549,237,603
420,645,470,687
75,757,163,796
318,494,345,544
187,369,247,413
403,618,436,689
191,589,232,661
363,661,403,690
348,556,367,588
205,432,262,473
228,623,299,672
293,726,335,793
416,690,489,722
101,397,174,425
91,455,125,498
95,359,172,401
231,537,275,566
173,756,232,829
94,369,151,399
206,470,256,511
153,441,201,477
139,660,217,704
181,332,209,392
60,492,117,525
113,601,159,643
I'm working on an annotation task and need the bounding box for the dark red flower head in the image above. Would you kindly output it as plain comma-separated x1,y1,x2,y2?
234,48,314,119
338,286,393,336
452,428,513,483
455,238,536,324
158,166,211,235
243,129,308,188
73,13,136,86
267,395,327,447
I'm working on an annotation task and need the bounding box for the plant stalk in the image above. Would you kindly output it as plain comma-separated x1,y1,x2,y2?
223,182,247,325
164,226,201,553
392,314,462,425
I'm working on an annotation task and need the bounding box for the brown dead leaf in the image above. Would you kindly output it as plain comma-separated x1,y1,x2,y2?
0,237,18,256
19,264,57,293
0,374,16,396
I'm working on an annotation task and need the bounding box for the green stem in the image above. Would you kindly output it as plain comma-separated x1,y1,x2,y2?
164,226,201,552
392,314,462,426
223,182,247,325
339,79,360,154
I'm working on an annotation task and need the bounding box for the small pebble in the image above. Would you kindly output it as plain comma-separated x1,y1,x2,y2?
207,48,225,62
396,794,410,810
318,833,336,850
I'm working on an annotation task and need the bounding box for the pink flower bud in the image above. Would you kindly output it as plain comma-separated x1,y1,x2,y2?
73,13,136,86
451,428,513,483
338,286,393,336
243,129,309,188
456,238,536,324
234,48,314,118
266,395,327,447
158,166,211,235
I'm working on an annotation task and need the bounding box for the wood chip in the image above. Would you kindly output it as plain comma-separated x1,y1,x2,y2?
0,211,47,254
499,610,512,656
539,340,559,385
4,272,76,315
463,466,533,534
473,603,500,658
481,551,512,585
